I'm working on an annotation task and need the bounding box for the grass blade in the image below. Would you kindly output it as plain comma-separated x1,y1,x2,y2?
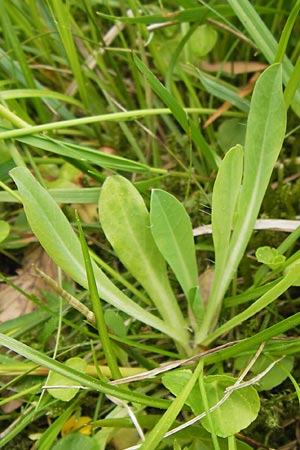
227,0,300,116
133,54,219,171
0,333,169,408
76,212,121,380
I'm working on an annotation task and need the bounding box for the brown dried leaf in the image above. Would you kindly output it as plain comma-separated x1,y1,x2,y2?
198,268,215,306
0,245,57,323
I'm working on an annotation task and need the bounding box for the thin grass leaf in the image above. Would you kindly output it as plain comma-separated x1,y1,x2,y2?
76,213,121,380
0,3,47,122
98,6,234,25
205,262,300,344
133,54,219,170
227,0,300,116
47,0,88,108
99,176,189,352
10,167,183,344
0,88,82,107
274,0,300,64
0,333,169,408
197,72,250,112
203,313,300,360
5,132,151,173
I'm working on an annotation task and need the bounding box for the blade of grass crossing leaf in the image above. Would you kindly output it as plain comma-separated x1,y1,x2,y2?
76,212,121,380
139,360,203,450
10,167,184,344
0,333,169,408
133,54,219,171
204,261,300,345
203,313,300,363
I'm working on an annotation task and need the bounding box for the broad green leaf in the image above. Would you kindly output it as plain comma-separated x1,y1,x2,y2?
217,118,246,152
162,372,260,438
230,64,286,271
162,369,202,415
47,357,87,401
150,189,199,298
255,246,286,270
188,24,217,57
0,220,10,242
137,361,203,450
211,145,243,273
150,189,203,326
199,375,260,438
200,64,286,342
99,176,188,344
235,355,294,391
52,434,98,450
10,167,185,345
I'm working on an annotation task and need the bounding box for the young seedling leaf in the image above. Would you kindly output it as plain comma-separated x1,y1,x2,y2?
255,246,286,270
10,167,182,344
150,189,203,326
99,175,189,348
47,357,87,401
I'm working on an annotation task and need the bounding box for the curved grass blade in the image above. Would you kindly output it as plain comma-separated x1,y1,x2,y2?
0,333,169,409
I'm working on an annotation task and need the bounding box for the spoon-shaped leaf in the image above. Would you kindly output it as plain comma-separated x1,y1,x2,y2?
10,167,183,345
99,176,189,348
150,189,204,328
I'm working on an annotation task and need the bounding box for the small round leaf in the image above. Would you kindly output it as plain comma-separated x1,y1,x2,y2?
198,375,260,438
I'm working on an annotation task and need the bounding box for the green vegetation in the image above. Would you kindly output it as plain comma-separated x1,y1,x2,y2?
1,1,300,449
